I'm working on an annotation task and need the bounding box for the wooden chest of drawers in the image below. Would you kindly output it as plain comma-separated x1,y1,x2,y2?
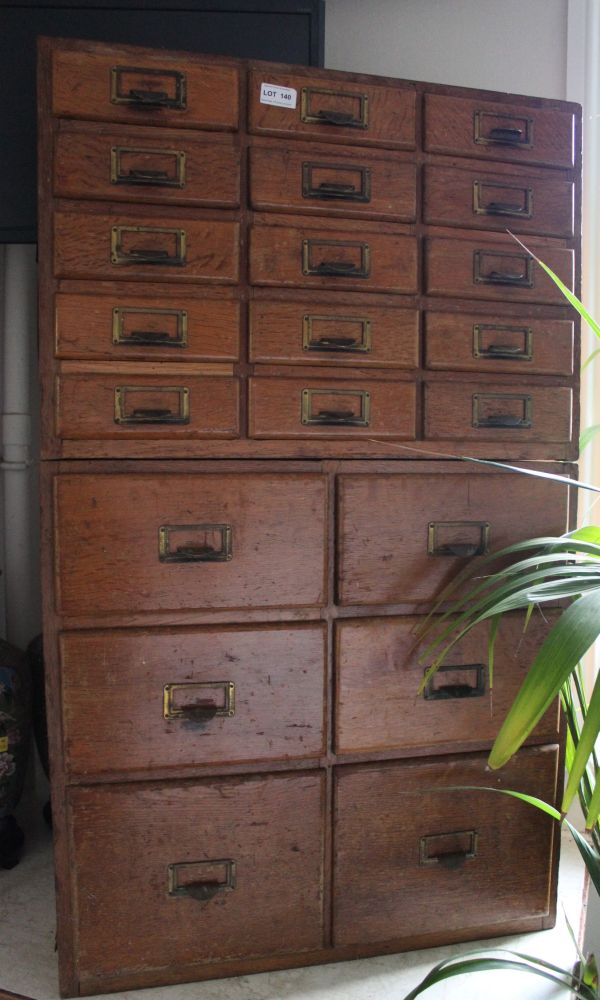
38,37,580,996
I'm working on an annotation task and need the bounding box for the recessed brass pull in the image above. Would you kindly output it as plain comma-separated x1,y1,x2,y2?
317,336,357,348
428,521,490,558
424,664,485,701
317,408,355,422
164,681,235,720
316,260,359,275
485,344,523,355
473,250,533,288
159,524,233,563
318,181,356,193
485,201,523,214
131,407,172,419
489,126,522,143
128,168,169,180
168,859,236,903
129,330,171,342
128,247,170,260
473,393,532,429
420,831,478,870
111,66,187,110
301,87,369,129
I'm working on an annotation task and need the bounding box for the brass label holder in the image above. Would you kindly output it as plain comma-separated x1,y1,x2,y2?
163,681,236,720
114,385,189,424
472,179,533,218
428,521,490,558
301,387,371,427
302,161,371,202
168,859,236,902
472,392,533,429
300,86,369,129
111,225,187,267
473,109,533,148
111,65,187,109
110,145,187,188
472,324,532,361
159,523,233,563
112,306,188,348
302,314,372,353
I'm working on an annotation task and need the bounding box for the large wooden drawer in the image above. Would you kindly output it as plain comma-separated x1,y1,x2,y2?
334,614,560,755
425,237,574,305
249,377,416,439
424,310,574,376
333,746,558,945
250,297,419,369
60,623,326,776
54,472,328,617
248,69,416,149
56,370,240,440
50,45,239,130
55,291,240,363
336,468,569,606
54,209,240,284
249,143,417,221
54,123,241,208
250,223,418,294
424,93,575,168
69,772,325,983
424,164,574,238
424,382,572,444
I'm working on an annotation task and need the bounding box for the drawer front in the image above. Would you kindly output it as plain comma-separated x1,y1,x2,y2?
51,48,239,130
249,144,417,221
54,126,241,208
425,237,574,305
425,311,574,376
61,624,326,776
250,224,418,295
424,164,574,237
250,298,419,369
56,373,240,440
424,382,572,444
55,472,327,616
248,70,416,149
249,377,416,439
333,746,558,945
335,614,560,755
424,93,575,168
55,292,240,362
336,470,569,606
54,210,240,284
70,772,325,979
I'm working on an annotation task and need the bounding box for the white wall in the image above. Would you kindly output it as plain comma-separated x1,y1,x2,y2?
325,0,568,99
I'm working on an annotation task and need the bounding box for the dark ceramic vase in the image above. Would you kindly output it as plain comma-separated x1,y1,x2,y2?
0,638,32,868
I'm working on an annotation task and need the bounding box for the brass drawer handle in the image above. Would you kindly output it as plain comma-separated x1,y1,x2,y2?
473,250,533,288
112,307,188,348
424,664,485,701
420,831,478,870
302,314,371,354
301,86,369,129
428,521,490,558
302,162,371,203
473,324,533,362
163,681,235,721
302,239,371,279
111,146,187,189
159,524,233,563
474,111,533,148
473,179,533,219
301,388,370,427
168,860,236,902
111,65,187,110
472,393,532,429
111,225,187,267
114,386,189,425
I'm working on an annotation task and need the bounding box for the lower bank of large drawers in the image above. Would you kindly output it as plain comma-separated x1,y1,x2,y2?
66,747,558,989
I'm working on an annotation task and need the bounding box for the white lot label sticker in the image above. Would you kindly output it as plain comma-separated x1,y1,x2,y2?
260,82,297,109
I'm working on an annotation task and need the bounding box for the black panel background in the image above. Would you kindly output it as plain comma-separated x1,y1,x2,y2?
0,0,325,242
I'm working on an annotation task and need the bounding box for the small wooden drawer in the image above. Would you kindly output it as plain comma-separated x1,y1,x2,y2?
335,614,559,756
54,124,241,208
54,472,327,617
60,623,326,777
250,297,419,369
55,292,240,362
56,371,240,440
249,377,416,439
424,93,575,168
424,382,572,444
425,237,574,305
51,46,239,130
249,143,417,221
336,468,569,606
248,70,416,149
69,772,325,982
250,224,418,295
425,311,574,376
54,209,240,284
333,746,558,946
424,164,574,237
